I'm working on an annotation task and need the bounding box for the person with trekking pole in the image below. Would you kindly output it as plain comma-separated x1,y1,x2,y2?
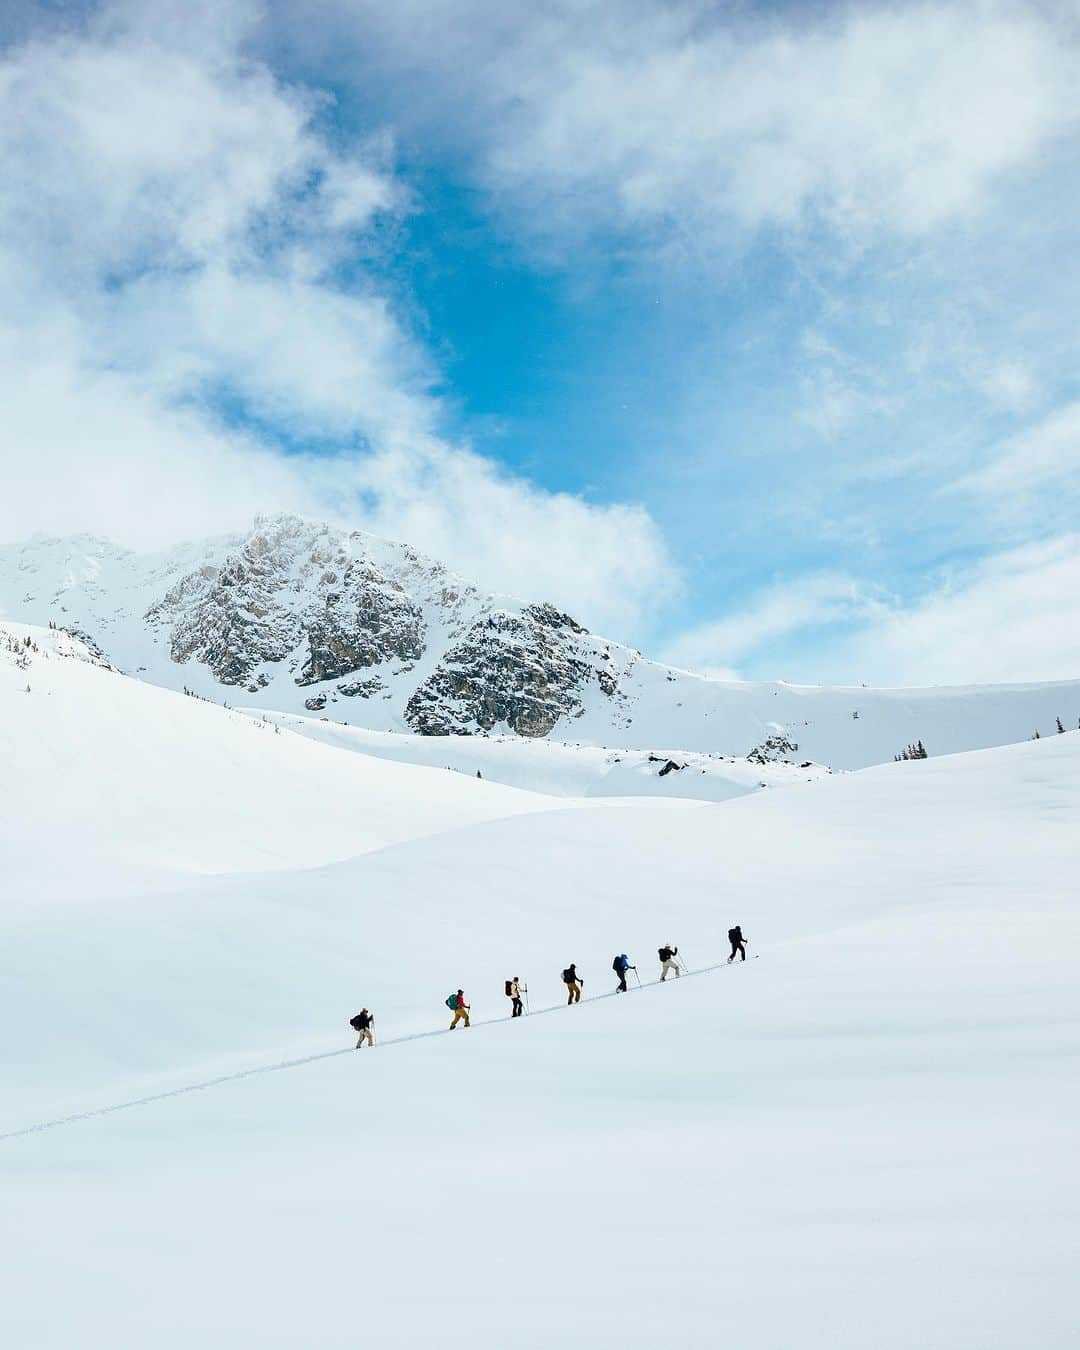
506,976,526,1018
350,1007,374,1048
612,953,635,992
562,963,583,1004
727,926,748,963
447,989,472,1028
658,944,681,981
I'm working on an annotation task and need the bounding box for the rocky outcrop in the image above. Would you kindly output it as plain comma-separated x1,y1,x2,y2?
405,604,603,736
747,732,799,764
147,517,429,693
1,514,635,739
296,568,424,685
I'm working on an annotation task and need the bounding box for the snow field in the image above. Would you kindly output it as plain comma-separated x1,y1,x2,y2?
2,626,1078,1348
4,892,1077,1349
248,707,832,800
0,623,564,901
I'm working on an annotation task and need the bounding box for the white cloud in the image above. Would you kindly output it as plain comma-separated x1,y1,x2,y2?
958,402,1080,504
303,0,1080,249
341,436,675,633
0,0,676,636
664,572,880,675
669,540,1080,687
843,537,1080,685
977,360,1039,412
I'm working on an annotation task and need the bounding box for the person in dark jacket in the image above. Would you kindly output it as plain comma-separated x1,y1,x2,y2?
658,944,680,980
562,964,583,1004
351,1008,374,1048
727,926,748,962
612,953,635,992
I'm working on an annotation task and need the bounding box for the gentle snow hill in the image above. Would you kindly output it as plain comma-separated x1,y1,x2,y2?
3,514,1079,768
0,623,565,901
245,708,832,800
3,732,1078,1347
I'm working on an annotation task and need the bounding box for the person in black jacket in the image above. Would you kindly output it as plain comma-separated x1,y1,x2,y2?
350,1008,374,1048
727,926,747,963
562,964,583,1004
658,944,680,980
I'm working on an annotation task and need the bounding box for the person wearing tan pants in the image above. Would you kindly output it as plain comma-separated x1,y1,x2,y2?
562,964,583,1004
351,1008,374,1048
449,990,471,1028
659,945,681,981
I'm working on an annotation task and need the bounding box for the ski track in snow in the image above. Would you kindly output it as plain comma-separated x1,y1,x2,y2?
0,959,742,1142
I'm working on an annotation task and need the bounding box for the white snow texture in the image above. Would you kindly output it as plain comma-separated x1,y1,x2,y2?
2,583,1078,1347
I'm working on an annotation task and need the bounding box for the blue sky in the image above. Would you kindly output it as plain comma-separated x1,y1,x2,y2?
2,0,1079,684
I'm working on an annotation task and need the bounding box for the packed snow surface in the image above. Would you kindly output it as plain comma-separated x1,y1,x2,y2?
2,620,1078,1348
246,708,832,800
0,623,560,899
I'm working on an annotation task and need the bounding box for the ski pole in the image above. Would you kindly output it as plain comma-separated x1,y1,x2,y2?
633,968,642,989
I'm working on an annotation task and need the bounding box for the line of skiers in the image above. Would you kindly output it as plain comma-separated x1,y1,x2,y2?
350,927,749,1047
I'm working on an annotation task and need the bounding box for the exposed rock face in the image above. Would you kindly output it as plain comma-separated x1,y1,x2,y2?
404,604,601,737
0,514,640,740
297,569,424,686
146,517,429,694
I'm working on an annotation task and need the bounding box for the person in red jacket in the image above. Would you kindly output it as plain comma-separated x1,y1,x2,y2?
449,989,471,1029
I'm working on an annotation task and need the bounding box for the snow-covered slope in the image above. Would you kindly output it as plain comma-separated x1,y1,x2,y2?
0,622,563,901
3,694,1078,1346
246,708,832,800
2,514,1079,768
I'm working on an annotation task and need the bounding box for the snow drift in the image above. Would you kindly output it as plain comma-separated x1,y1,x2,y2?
2,624,1078,1347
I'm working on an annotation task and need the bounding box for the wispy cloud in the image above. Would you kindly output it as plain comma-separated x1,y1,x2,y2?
668,538,1080,687
842,536,1080,685
0,0,676,634
299,0,1079,250
956,402,1080,505
664,572,883,677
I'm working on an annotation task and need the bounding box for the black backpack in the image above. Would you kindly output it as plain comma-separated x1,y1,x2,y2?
349,1013,367,1031
505,979,513,997
728,927,741,943
658,946,671,962
562,968,574,984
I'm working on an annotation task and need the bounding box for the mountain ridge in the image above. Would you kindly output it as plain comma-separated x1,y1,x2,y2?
2,511,1079,768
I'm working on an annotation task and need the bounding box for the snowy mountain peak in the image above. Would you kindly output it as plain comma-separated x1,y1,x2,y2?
0,516,624,737
3,517,1080,765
